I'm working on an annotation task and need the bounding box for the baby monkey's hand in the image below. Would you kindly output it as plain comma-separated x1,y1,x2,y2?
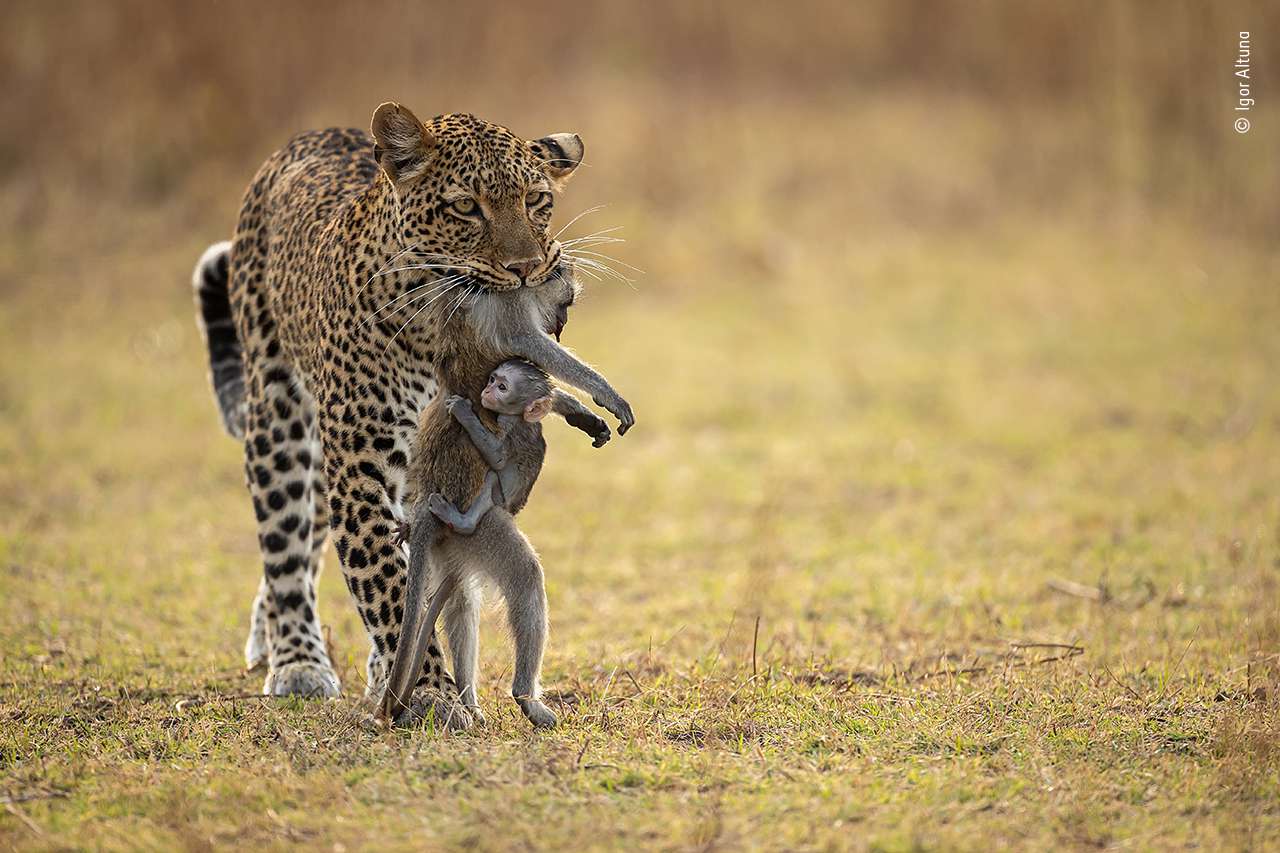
444,394,470,416
564,409,611,447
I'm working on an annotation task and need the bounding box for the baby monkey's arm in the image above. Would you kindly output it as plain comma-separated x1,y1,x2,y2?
551,389,611,447
445,395,508,470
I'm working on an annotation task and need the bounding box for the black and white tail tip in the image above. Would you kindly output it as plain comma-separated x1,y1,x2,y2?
192,240,247,439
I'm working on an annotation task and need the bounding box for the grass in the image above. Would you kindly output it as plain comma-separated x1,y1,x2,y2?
1,211,1277,849
1,4,1278,842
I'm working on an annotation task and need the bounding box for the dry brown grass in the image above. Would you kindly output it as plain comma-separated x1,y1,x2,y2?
2,2,1279,849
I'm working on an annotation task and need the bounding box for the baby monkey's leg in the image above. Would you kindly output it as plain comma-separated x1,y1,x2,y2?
426,472,499,535
468,510,556,728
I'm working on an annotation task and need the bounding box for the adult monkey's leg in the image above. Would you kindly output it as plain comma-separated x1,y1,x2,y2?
320,398,470,729
383,511,459,725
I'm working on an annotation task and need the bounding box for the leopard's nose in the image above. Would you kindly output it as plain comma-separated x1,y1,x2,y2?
504,257,542,280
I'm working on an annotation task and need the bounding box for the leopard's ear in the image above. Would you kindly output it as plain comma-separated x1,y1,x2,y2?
371,102,437,183
529,133,584,191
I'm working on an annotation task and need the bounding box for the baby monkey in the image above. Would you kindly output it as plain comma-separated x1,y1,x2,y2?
401,358,603,728
426,359,578,534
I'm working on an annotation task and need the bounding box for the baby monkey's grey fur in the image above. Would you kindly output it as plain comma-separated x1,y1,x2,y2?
426,360,565,535
382,268,633,729
413,360,572,728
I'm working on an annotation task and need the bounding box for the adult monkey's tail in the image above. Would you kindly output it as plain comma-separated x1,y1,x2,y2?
192,241,246,438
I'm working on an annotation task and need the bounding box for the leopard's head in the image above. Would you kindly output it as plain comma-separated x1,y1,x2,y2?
371,103,583,292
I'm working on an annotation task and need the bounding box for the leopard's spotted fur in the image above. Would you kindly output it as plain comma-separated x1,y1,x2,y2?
192,106,584,724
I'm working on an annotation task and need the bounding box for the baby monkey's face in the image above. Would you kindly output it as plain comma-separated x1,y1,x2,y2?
480,363,554,423
480,366,526,415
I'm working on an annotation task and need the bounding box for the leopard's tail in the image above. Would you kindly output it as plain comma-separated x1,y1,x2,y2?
192,240,246,439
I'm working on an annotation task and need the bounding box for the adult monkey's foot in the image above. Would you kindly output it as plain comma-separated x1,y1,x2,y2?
263,661,341,698
515,695,558,729
394,519,411,547
393,686,475,731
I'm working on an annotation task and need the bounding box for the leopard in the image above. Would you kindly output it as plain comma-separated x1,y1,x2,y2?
190,103,620,727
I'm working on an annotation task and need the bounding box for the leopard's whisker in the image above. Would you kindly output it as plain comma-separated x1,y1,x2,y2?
363,275,467,325
569,263,603,282
564,248,643,274
560,236,625,248
561,249,627,274
553,205,608,240
371,272,464,309
560,240,625,255
371,263,468,280
400,250,474,263
393,251,480,273
377,261,462,272
563,254,636,289
378,241,424,271
566,225,623,237
411,278,476,318
364,274,466,324
363,246,476,293
442,283,473,328
561,227,625,245
383,281,464,351
354,242,421,299
461,287,482,314
364,241,450,284
566,257,622,280
570,253,629,277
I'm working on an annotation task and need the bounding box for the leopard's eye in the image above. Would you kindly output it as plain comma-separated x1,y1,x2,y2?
525,190,551,209
450,197,479,217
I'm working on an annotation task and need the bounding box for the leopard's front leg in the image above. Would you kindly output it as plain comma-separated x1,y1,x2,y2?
319,394,472,730
242,366,339,698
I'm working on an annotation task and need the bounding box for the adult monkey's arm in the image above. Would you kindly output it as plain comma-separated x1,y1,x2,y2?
502,330,635,434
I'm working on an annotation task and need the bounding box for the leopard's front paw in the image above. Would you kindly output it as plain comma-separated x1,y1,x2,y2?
263,661,341,698
394,686,475,731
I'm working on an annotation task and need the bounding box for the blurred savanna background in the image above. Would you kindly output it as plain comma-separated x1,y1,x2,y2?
2,1,1278,849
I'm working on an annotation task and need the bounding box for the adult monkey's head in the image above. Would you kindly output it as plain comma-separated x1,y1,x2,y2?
371,103,585,291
